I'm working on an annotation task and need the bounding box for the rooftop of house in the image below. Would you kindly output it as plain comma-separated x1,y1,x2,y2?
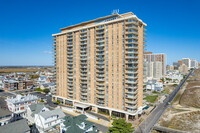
63,114,98,133
38,108,65,120
29,103,49,117
6,94,38,104
0,107,12,118
0,119,30,133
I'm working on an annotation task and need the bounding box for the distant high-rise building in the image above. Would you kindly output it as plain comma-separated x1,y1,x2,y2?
178,60,182,65
179,64,188,74
52,12,147,119
144,53,166,78
166,65,174,71
182,58,191,69
190,59,198,68
182,58,198,69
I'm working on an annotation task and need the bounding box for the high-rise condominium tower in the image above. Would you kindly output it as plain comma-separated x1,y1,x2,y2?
52,12,147,119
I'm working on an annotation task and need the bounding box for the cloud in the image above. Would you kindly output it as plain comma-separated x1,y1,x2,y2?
41,51,52,54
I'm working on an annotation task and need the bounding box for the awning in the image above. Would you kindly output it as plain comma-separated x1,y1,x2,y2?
74,103,90,109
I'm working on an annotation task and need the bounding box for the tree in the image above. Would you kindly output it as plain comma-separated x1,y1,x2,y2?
108,118,134,133
35,88,42,92
30,75,40,79
160,78,165,83
43,89,50,94
56,100,61,104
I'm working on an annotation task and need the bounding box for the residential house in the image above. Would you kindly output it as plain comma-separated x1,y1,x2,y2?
6,94,38,119
145,80,163,92
0,76,4,89
26,103,50,124
4,79,18,91
60,114,99,133
37,76,49,85
0,119,30,133
0,108,13,126
35,108,65,133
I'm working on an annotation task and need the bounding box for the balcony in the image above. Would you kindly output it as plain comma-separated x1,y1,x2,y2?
125,90,138,95
67,44,73,47
80,55,87,58
125,46,138,50
96,35,104,39
81,92,88,96
97,100,105,104
125,60,138,64
67,51,73,55
67,71,73,75
80,57,87,61
80,65,87,68
96,87,104,91
125,80,138,84
96,52,104,56
67,69,73,72
96,39,104,43
96,61,104,65
125,105,137,110
125,51,138,54
126,86,138,91
96,91,104,95
68,89,73,93
125,76,138,80
67,37,73,40
125,99,137,104
80,77,87,80
67,33,73,37
125,40,138,45
97,95,105,99
126,25,138,30
80,37,87,41
96,65,104,69
96,44,104,48
96,70,104,74
80,41,87,45
96,78,105,82
126,20,138,25
96,26,104,31
125,31,138,35
126,95,137,100
125,70,138,75
80,47,87,50
96,48,104,52
80,50,87,53
81,96,87,100
80,30,87,34
126,65,138,69
67,65,73,68
125,56,138,59
96,31,104,35
80,69,87,72
80,85,87,89
96,74,104,78
80,73,87,76
80,62,87,65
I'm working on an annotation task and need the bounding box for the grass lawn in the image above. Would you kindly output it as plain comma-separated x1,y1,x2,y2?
144,95,158,103
161,87,170,94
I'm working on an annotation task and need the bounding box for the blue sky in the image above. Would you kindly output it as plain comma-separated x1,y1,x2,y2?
0,0,200,66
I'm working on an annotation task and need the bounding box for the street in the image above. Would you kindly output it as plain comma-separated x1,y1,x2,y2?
134,70,193,133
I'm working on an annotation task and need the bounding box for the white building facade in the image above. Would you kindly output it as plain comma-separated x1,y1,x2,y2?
6,94,38,118
34,108,65,133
